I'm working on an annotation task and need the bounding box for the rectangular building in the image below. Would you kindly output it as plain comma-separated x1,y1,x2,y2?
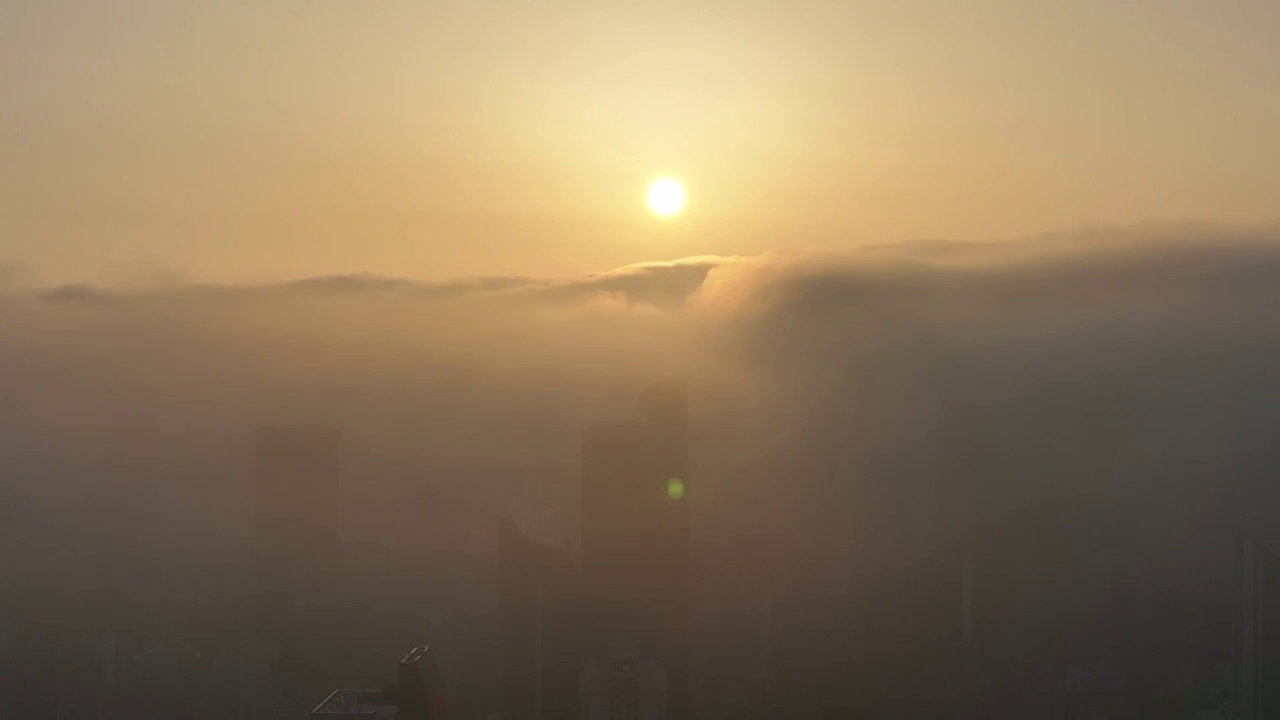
254,425,342,643
499,518,582,720
580,380,691,720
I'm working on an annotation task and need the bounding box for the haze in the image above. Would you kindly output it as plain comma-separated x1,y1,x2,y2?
4,1,1280,284
5,2,1280,719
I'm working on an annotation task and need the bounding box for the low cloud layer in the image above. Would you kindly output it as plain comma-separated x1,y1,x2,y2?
4,223,1280,634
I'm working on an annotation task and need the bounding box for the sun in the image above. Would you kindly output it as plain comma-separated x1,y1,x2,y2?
646,177,686,217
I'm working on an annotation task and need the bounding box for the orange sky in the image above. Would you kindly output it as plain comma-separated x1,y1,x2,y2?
3,0,1279,285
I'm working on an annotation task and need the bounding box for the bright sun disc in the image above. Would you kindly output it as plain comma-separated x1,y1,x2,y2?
646,177,686,217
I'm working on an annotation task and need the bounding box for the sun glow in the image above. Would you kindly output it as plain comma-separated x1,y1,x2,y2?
646,177,686,217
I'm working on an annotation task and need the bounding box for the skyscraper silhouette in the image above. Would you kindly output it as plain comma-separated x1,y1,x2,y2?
581,379,690,720
498,517,582,720
253,426,341,646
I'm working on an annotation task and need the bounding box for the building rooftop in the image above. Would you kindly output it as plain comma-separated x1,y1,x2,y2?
401,645,430,665
503,499,573,556
311,688,397,719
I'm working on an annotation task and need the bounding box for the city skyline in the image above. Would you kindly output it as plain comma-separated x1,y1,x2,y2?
7,1,1280,717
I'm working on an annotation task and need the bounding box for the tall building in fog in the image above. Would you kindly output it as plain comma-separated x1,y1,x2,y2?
581,379,691,720
498,517,582,720
254,426,342,645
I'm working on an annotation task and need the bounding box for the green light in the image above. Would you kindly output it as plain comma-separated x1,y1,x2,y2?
667,477,685,500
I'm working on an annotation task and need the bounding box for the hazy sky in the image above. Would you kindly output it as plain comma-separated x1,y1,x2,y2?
3,0,1279,284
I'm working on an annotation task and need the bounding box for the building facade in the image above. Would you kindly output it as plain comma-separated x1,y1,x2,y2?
580,380,691,720
498,517,582,720
254,426,342,645
580,645,669,720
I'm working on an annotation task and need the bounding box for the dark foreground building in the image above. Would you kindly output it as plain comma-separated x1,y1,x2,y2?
311,645,448,720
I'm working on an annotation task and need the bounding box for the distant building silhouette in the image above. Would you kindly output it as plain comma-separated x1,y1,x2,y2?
254,426,342,645
580,645,669,720
268,648,328,720
498,517,582,720
1237,535,1280,720
766,493,1257,718
580,379,691,720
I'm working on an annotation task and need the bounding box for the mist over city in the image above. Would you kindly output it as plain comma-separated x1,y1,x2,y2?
3,226,1280,716
7,1,1280,717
